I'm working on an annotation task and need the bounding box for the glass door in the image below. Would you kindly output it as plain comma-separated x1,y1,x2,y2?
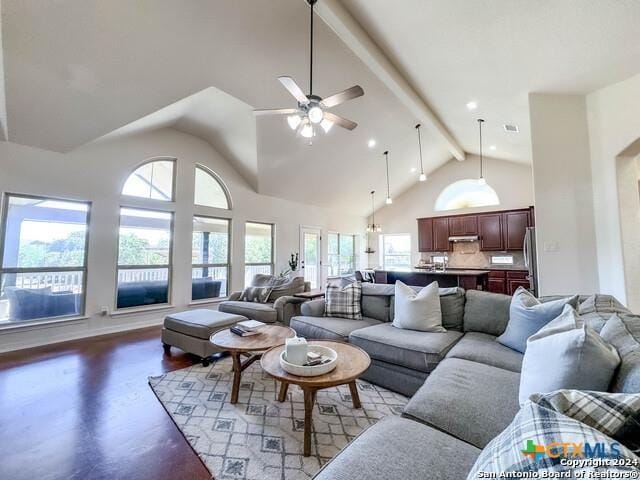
300,227,322,289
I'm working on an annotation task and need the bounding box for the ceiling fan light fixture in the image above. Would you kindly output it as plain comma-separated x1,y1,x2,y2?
320,118,333,133
287,114,302,130
419,173,427,182
308,106,324,124
299,120,314,138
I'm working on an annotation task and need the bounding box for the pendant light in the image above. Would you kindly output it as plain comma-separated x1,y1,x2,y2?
365,190,380,254
477,119,487,185
384,151,393,204
415,123,427,182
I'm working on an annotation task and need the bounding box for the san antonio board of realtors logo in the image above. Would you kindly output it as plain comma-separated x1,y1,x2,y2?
521,439,622,462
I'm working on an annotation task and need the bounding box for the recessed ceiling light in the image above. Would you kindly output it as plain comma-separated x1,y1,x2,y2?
466,101,478,110
503,124,519,133
489,145,496,151
410,167,417,173
368,139,376,148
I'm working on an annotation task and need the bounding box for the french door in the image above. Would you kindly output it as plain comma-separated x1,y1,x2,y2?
300,227,322,289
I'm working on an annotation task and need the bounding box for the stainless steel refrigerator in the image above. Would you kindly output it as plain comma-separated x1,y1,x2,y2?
523,227,539,296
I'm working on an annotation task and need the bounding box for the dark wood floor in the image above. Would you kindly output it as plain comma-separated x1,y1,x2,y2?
0,326,212,480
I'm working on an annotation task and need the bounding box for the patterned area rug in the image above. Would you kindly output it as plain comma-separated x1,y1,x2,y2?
149,357,407,480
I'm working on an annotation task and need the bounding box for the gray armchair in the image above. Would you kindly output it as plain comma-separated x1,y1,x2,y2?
219,274,310,325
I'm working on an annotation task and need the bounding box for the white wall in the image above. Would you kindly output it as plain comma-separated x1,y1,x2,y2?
0,128,366,352
366,155,534,268
587,73,640,308
529,94,600,296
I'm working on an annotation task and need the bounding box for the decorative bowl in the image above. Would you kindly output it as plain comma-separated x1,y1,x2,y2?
279,345,338,377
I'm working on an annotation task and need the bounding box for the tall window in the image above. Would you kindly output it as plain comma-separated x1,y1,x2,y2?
434,179,500,211
381,234,412,270
244,222,274,286
116,208,173,309
328,233,357,276
122,159,175,201
0,194,90,323
194,165,230,209
192,216,230,300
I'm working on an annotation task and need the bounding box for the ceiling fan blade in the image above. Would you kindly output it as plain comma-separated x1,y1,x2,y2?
324,111,358,131
253,108,299,116
321,85,364,108
278,76,309,104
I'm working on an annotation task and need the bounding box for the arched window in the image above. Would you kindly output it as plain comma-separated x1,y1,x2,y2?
194,165,231,210
435,179,500,211
122,158,175,201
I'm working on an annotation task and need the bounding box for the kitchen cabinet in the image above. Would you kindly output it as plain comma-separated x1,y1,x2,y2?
478,213,503,250
486,269,530,295
417,218,434,252
432,217,451,251
506,270,530,295
503,210,529,250
449,215,478,236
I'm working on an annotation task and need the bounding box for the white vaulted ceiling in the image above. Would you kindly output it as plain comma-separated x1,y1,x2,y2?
2,0,640,215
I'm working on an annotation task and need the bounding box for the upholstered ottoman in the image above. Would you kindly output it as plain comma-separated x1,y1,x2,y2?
161,309,246,366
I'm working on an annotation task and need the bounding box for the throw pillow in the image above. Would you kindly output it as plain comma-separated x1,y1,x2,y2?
600,313,640,393
497,287,579,353
466,391,640,479
239,285,273,303
324,282,362,320
518,305,620,405
579,294,630,315
268,276,305,303
392,281,445,332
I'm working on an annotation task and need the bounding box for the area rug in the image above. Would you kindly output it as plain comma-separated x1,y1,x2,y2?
149,357,408,480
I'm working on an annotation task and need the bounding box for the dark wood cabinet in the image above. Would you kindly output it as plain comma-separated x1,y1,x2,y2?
488,278,507,294
432,217,451,251
506,270,530,295
417,218,434,252
449,215,478,236
503,210,530,250
486,269,530,295
478,213,503,251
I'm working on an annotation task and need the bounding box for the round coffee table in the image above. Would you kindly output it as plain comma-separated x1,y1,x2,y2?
261,340,371,457
210,324,295,404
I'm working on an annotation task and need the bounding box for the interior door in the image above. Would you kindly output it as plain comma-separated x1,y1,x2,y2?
300,227,322,289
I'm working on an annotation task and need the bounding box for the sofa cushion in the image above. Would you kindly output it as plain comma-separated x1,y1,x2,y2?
578,294,630,315
313,416,480,480
463,289,511,336
445,332,523,372
268,276,305,302
290,315,381,341
164,309,245,339
600,313,640,393
349,323,463,373
392,281,445,332
218,301,277,323
403,358,521,448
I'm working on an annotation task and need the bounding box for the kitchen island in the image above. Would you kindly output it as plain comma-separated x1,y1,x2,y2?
374,268,490,291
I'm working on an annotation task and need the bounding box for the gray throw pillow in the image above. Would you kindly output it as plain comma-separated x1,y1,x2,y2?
268,276,305,302
518,305,620,405
392,281,445,332
239,285,273,303
497,287,579,353
325,282,362,320
600,313,640,393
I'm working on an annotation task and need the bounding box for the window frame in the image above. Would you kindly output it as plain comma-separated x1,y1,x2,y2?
380,233,412,270
0,192,92,325
244,221,275,285
194,164,233,210
121,157,177,203
191,214,232,301
115,205,175,311
327,232,358,277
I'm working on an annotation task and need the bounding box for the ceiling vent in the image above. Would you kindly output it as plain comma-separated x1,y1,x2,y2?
503,124,519,133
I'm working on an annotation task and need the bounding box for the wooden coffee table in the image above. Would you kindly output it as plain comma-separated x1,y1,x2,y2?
210,324,295,404
261,340,371,457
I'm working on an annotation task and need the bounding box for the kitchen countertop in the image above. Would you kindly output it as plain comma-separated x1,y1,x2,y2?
374,268,490,276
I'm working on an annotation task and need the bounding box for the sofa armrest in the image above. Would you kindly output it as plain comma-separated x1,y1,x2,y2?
301,299,325,317
274,296,307,326
227,291,242,301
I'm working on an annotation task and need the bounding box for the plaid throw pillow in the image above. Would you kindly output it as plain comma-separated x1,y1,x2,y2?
325,282,362,320
467,390,640,479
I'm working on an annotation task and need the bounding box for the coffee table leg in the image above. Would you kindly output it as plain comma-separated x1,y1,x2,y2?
303,388,316,457
230,352,242,404
277,381,289,402
348,381,361,409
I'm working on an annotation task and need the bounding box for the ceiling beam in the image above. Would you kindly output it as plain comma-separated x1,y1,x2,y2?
312,0,465,161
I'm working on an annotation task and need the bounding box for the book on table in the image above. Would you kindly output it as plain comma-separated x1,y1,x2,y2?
230,325,261,337
236,320,265,331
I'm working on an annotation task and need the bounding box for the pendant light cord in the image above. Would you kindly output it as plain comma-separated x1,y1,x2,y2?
384,151,390,199
371,190,375,225
478,119,485,179
416,123,424,174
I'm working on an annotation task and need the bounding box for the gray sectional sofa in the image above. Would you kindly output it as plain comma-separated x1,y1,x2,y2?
287,283,638,480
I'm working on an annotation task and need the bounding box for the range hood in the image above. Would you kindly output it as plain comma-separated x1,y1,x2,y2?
448,235,479,242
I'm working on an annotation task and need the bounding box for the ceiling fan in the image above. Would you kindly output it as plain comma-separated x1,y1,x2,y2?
253,0,364,139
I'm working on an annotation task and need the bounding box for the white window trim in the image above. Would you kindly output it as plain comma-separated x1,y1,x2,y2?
327,232,359,277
